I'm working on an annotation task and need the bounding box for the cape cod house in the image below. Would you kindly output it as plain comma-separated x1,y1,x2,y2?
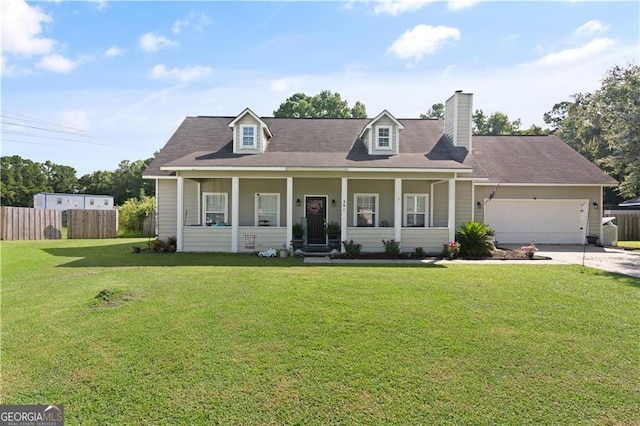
143,91,617,253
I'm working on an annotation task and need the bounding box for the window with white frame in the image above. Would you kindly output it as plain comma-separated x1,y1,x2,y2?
404,194,428,227
256,193,279,226
203,192,228,225
376,126,391,149
354,194,378,227
241,125,256,148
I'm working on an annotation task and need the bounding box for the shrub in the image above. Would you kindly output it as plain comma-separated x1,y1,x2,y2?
119,196,155,235
413,247,426,258
455,221,495,257
342,240,362,257
382,239,401,255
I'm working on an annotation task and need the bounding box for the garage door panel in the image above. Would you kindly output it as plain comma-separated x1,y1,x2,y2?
484,199,588,244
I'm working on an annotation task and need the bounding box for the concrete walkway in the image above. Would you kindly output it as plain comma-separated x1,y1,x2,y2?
304,244,640,279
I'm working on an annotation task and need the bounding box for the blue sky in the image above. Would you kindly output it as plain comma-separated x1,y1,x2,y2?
2,0,638,176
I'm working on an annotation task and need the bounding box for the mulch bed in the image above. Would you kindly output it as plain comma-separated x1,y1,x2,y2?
330,248,548,260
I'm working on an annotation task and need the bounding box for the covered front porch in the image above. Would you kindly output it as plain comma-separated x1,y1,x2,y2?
159,171,471,253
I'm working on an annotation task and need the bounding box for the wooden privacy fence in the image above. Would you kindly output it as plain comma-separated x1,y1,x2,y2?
67,209,118,239
605,210,640,240
0,207,62,240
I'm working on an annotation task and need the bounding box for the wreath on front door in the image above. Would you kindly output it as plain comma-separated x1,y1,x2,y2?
306,200,323,216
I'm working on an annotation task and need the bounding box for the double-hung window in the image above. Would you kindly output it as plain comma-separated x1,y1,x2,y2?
376,126,391,149
256,193,279,226
241,125,256,148
404,194,428,227
203,192,228,225
354,194,378,227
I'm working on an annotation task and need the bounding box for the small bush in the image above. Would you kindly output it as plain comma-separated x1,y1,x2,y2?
413,247,426,258
456,221,495,257
342,240,362,257
382,239,401,255
119,196,155,236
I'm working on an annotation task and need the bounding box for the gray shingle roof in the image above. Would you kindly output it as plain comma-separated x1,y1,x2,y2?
470,135,617,185
143,115,617,186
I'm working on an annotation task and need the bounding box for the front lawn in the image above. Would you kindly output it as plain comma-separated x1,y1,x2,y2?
618,240,640,251
2,239,639,424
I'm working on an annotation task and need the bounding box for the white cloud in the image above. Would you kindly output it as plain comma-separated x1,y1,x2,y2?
150,64,211,83
1,0,55,56
575,20,608,37
104,46,125,57
447,0,482,10
139,32,177,52
1,55,32,77
36,54,78,73
89,0,108,11
172,18,189,35
374,0,436,16
528,38,615,67
388,25,461,62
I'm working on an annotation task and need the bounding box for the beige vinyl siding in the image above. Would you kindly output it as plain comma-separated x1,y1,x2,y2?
401,228,449,252
370,116,398,155
238,179,287,226
347,180,395,227
183,179,199,225
455,180,473,228
157,179,177,239
455,94,472,151
294,178,342,225
474,185,602,239
183,227,232,252
432,182,449,227
347,227,395,252
234,115,263,154
237,227,287,253
444,96,455,140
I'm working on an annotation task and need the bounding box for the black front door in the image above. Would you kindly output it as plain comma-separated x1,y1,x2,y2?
305,196,327,245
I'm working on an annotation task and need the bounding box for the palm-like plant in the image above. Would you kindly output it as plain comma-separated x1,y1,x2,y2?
455,221,495,257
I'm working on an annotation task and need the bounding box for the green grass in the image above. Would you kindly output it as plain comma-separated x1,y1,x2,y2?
2,239,639,425
618,240,640,251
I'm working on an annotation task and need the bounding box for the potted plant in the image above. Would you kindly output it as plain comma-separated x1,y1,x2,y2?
291,223,304,249
442,241,461,260
326,221,341,249
520,242,538,259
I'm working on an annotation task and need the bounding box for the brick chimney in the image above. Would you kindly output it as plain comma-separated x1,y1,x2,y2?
444,90,473,152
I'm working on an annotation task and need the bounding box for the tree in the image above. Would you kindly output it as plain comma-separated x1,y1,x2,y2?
273,90,367,118
78,170,114,195
110,158,155,205
1,156,51,206
473,110,522,135
420,103,445,119
544,63,640,200
42,161,78,194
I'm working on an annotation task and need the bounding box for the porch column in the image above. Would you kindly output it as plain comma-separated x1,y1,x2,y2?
448,178,456,242
394,178,402,241
176,175,184,252
286,177,293,247
341,177,348,252
231,176,239,253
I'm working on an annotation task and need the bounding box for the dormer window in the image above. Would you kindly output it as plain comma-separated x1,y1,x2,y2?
376,126,392,150
241,125,256,148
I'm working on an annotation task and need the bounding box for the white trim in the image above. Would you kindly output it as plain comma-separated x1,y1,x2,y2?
202,192,228,225
394,178,402,241
196,181,201,225
143,175,177,180
255,193,280,227
359,110,404,138
240,124,257,149
341,177,348,250
177,176,184,252
448,179,456,241
155,179,159,237
353,193,379,227
474,182,617,187
375,125,393,150
403,193,429,228
231,177,239,252
286,177,293,247
161,166,473,173
228,107,273,138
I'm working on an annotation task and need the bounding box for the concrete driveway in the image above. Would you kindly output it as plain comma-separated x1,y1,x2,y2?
534,244,640,278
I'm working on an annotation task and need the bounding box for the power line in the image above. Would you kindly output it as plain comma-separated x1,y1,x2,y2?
0,138,92,149
1,130,107,146
1,120,96,139
1,111,92,135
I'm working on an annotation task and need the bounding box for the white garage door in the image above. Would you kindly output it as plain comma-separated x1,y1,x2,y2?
484,199,589,244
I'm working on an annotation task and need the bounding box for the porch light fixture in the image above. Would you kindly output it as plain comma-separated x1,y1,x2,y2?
476,201,482,209
592,202,599,209
331,199,336,207
296,198,301,206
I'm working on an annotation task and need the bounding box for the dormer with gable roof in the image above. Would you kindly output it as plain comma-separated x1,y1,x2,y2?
359,110,404,155
228,108,273,154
